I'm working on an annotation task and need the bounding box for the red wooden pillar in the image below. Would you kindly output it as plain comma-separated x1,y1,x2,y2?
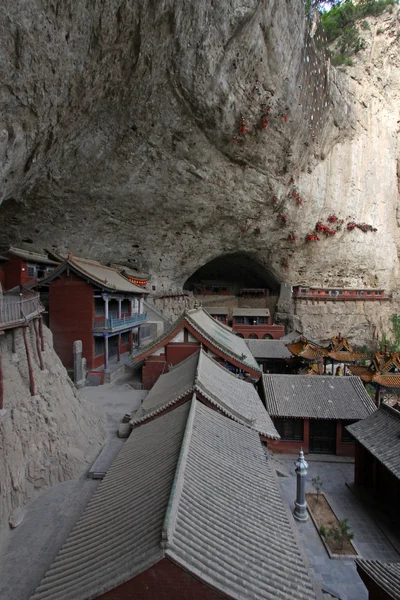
303,419,310,453
34,319,45,370
23,326,35,396
0,352,4,410
39,316,45,351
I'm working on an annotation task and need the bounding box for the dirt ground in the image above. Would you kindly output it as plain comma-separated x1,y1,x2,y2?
306,492,357,555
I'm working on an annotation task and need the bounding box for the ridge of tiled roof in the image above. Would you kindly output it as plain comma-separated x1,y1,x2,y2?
347,405,400,479
132,308,261,373
356,559,400,599
372,374,400,389
185,308,261,371
262,375,377,420
31,400,317,600
245,339,294,360
7,246,58,265
39,254,146,294
327,351,368,362
131,349,279,439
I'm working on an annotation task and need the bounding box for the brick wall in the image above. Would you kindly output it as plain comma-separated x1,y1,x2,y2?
96,557,226,600
49,273,94,369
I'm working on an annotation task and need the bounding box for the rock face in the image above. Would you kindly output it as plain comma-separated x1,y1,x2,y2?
0,2,399,333
0,323,105,534
0,0,351,288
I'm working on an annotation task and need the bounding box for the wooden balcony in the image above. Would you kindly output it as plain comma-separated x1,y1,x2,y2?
0,294,45,331
92,313,147,333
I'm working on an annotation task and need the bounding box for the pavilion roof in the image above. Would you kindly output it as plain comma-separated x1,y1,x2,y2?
31,400,317,600
348,405,400,479
356,559,400,599
327,351,368,362
245,339,293,360
132,307,261,375
112,264,149,280
39,254,146,294
131,349,279,439
262,375,376,420
349,350,400,386
6,246,58,265
286,337,327,360
232,308,271,317
205,307,229,315
348,365,375,382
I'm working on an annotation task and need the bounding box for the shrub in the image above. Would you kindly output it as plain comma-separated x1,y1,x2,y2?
332,54,354,66
361,20,371,30
326,518,354,551
312,475,323,502
376,27,384,34
319,524,327,538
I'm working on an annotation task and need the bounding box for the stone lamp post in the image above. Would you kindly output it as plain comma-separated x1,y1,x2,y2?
294,449,309,522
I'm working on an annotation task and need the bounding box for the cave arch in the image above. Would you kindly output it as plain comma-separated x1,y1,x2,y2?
183,252,280,295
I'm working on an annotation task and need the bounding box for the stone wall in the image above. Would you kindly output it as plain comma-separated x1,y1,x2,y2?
0,322,105,534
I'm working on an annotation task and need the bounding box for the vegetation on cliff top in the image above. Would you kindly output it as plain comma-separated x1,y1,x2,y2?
310,0,398,66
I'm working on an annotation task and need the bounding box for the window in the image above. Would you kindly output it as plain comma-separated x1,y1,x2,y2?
235,316,244,324
121,331,130,344
94,337,105,357
274,418,303,441
259,317,268,324
342,420,357,443
94,298,105,316
121,299,130,314
215,314,226,322
27,264,36,277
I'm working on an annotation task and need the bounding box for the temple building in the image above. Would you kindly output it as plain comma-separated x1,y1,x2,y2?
347,404,400,519
132,307,262,389
113,264,149,288
31,400,319,600
245,339,294,373
205,307,229,325
349,347,400,404
286,334,368,374
261,375,376,455
39,254,148,375
127,349,279,444
0,246,58,291
232,308,284,339
292,286,389,302
356,559,400,600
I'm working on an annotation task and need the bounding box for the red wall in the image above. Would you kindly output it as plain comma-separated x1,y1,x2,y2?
270,420,355,457
2,256,26,289
232,324,285,340
97,558,226,600
0,270,4,288
49,273,94,369
142,355,167,389
166,343,200,365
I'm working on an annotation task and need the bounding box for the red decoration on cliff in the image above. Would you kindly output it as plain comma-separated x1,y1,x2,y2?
306,233,320,242
316,222,336,236
283,113,288,123
273,195,278,202
261,114,268,129
232,136,238,144
328,215,338,223
288,233,296,244
241,226,249,232
240,116,246,133
279,214,288,223
346,222,377,233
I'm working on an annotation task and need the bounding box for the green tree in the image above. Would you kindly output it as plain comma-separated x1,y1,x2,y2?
326,518,354,551
312,475,323,502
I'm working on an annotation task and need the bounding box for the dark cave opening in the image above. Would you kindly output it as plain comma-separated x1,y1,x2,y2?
183,253,279,296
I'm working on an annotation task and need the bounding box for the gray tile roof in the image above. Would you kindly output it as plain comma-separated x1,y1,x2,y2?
262,375,377,419
7,246,58,265
186,308,261,371
132,308,261,373
204,307,229,315
132,350,279,439
30,402,191,600
233,308,270,317
31,399,317,600
347,405,400,479
245,339,293,359
356,559,400,599
280,330,302,341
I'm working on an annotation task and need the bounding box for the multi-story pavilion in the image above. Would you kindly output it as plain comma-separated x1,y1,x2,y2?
232,308,285,339
0,246,58,290
40,253,148,372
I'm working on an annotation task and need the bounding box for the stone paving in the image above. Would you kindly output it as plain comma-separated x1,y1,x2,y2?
275,456,400,600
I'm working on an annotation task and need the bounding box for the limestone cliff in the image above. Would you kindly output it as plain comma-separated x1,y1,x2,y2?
0,2,399,323
0,324,105,534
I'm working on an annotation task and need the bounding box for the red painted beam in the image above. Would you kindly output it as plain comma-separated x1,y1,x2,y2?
23,326,36,396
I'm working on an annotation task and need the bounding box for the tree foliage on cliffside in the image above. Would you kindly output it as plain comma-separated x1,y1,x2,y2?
320,0,397,65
